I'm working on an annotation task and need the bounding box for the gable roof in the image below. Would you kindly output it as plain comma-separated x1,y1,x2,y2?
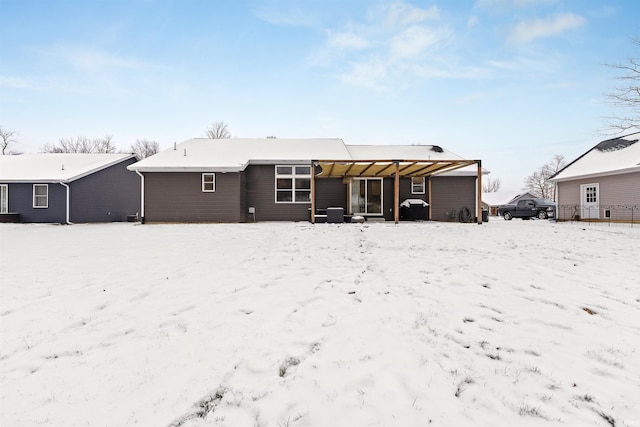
128,138,351,172
128,138,483,177
0,153,138,183
550,132,640,182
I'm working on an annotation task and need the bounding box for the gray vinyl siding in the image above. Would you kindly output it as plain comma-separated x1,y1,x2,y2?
430,176,477,221
556,172,640,221
315,178,348,211
144,172,242,222
5,183,66,223
69,158,140,222
244,165,311,222
140,167,477,223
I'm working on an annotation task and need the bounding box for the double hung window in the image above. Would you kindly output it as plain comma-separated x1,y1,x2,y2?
411,177,425,194
202,173,215,192
33,184,48,208
0,185,7,213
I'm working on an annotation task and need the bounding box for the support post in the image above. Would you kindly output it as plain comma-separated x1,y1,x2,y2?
394,161,400,224
311,161,316,224
428,177,432,220
477,160,483,224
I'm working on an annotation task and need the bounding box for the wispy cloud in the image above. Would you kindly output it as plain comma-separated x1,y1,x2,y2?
451,91,493,105
310,2,460,90
385,2,440,26
327,31,370,50
51,45,150,73
474,0,558,10
0,45,155,98
0,74,105,95
390,26,444,58
509,13,586,42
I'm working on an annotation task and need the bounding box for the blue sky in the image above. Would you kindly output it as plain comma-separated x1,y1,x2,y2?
1,0,638,191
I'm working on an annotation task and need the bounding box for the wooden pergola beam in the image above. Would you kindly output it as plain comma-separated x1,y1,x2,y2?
312,159,482,225
394,161,400,224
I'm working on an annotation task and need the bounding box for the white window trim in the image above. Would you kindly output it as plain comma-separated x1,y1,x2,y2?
0,184,7,214
202,173,216,192
275,165,312,204
33,184,48,208
411,177,425,194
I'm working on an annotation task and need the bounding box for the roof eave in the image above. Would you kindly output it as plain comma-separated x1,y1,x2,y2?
550,166,640,182
129,166,244,173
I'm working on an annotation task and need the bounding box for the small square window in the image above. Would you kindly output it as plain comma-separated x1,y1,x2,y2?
33,184,48,208
411,177,425,194
202,174,215,192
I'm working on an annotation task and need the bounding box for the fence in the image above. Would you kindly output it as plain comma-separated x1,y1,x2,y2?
556,204,639,227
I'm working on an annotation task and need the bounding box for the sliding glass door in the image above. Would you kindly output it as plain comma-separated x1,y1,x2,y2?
350,178,382,215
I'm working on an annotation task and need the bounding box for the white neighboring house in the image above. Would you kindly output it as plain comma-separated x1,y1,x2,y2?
482,191,536,216
549,132,640,223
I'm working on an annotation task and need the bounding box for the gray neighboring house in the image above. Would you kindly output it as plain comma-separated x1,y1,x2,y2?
549,132,640,223
128,138,487,223
0,153,141,223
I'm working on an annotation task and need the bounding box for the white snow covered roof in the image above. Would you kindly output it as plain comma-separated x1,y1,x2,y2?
0,153,138,183
343,144,485,176
550,132,640,182
129,139,484,176
346,144,461,160
128,138,351,172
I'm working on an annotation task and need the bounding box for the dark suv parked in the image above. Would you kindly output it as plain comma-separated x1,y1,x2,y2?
498,198,556,220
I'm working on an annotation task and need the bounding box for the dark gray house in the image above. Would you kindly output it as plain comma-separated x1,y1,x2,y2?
128,138,486,224
0,153,140,223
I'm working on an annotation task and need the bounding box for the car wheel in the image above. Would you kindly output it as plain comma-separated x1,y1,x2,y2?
503,211,513,220
537,210,548,220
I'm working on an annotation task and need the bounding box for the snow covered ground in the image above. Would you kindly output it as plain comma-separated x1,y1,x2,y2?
1,220,639,427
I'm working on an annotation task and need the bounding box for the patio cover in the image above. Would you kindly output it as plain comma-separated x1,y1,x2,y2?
310,159,483,224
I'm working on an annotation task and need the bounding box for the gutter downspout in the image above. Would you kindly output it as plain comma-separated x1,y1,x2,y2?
135,171,145,223
59,182,73,225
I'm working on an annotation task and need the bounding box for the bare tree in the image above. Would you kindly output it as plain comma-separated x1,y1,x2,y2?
205,121,231,139
0,126,18,155
94,135,117,153
605,37,640,133
524,155,566,200
41,135,117,153
130,139,160,158
482,176,501,193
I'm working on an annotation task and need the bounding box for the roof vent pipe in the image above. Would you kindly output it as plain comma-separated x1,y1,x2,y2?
61,164,65,170
184,149,187,156
174,142,177,150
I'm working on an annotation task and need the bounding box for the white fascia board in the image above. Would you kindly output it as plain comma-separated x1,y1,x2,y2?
130,166,244,173
67,154,138,182
0,179,69,183
247,159,313,165
551,166,640,182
